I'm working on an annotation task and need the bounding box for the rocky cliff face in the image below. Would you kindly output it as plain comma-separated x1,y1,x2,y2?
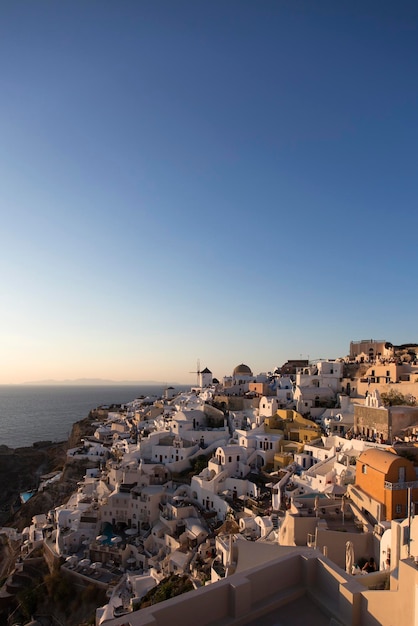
0,410,111,624
0,442,66,527
0,412,99,530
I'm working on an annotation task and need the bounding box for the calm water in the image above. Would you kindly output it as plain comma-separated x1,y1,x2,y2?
0,385,188,449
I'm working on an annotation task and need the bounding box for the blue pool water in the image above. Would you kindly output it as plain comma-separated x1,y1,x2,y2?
20,491,35,503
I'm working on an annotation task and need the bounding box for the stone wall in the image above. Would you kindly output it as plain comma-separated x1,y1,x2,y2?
214,395,259,411
354,406,389,439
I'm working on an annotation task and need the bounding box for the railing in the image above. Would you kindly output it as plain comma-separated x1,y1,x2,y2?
351,340,385,345
91,542,120,554
384,480,418,490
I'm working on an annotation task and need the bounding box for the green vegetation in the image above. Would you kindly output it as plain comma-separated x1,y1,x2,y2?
136,574,193,609
17,583,46,621
177,453,210,480
14,568,106,624
190,454,209,474
380,389,417,407
44,569,75,609
81,583,106,605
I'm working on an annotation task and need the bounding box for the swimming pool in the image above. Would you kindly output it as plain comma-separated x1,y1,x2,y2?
20,490,35,504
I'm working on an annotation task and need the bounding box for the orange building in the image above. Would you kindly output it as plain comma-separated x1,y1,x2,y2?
248,382,270,396
355,449,418,521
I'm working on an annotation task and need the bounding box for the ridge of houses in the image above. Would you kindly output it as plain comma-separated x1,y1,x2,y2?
4,339,418,625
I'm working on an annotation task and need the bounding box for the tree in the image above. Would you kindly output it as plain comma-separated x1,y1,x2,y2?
380,389,417,407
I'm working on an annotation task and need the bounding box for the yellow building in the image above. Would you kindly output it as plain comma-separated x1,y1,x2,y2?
266,409,321,443
265,409,321,470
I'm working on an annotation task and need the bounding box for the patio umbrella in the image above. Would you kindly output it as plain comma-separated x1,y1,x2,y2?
346,541,355,574
96,534,107,542
65,555,78,566
111,535,122,544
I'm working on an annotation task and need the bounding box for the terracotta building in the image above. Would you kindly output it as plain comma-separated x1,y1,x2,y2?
353,448,418,521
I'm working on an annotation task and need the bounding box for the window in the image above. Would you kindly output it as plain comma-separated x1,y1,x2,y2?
362,465,367,474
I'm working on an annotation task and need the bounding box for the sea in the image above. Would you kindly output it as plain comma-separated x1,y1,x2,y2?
0,384,190,449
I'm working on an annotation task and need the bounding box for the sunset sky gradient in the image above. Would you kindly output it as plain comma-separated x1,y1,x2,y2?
1,1,417,384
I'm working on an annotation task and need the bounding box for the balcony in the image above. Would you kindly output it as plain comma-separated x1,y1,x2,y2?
384,480,418,491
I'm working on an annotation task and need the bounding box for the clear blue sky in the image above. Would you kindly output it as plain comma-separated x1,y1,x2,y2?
1,1,417,384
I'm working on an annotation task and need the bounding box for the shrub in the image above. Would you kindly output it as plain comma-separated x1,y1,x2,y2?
138,574,193,609
381,390,416,407
44,570,74,607
17,588,37,620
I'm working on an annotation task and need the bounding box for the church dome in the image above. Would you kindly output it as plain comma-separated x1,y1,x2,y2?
233,363,253,376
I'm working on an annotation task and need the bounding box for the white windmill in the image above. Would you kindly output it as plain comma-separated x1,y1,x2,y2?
189,359,201,387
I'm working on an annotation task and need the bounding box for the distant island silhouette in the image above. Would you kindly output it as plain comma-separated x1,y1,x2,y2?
19,378,186,386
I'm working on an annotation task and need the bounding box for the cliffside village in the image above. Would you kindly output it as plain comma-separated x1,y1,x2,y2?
3,339,418,625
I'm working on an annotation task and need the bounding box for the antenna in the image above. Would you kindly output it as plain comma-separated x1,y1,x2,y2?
189,359,201,386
